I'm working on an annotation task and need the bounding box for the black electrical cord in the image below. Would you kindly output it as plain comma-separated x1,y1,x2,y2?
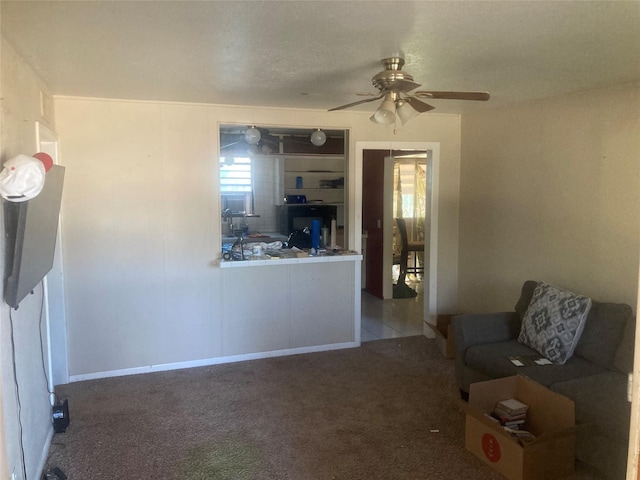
9,307,28,480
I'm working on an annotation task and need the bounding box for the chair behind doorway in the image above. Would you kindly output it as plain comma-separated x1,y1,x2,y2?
393,218,424,298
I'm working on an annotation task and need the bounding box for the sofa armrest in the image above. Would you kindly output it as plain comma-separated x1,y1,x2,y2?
453,312,521,393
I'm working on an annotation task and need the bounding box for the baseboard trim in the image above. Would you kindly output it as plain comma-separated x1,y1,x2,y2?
69,341,360,383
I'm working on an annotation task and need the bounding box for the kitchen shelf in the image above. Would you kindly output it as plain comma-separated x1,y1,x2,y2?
283,155,345,210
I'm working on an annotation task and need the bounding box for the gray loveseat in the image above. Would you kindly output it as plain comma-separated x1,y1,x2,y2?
453,280,635,479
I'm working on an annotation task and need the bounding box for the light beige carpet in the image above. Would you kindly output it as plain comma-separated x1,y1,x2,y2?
45,336,604,479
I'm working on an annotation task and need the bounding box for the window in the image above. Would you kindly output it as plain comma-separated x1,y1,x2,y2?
220,157,253,213
220,157,252,193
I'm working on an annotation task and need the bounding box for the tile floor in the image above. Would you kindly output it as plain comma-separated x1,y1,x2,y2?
360,277,425,342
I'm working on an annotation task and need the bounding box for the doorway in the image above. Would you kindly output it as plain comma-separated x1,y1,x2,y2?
356,141,440,336
391,151,429,299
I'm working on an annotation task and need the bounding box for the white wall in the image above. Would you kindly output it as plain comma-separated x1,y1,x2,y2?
54,97,462,378
0,37,56,480
458,82,640,312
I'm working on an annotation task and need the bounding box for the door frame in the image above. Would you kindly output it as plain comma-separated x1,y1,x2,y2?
355,141,440,330
36,122,69,389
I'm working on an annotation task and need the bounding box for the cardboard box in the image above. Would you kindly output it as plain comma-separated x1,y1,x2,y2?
465,376,575,480
429,314,457,358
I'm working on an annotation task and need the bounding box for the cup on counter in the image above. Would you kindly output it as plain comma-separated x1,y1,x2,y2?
252,244,263,257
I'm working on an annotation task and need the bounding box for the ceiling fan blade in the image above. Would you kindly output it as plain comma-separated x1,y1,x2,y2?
221,141,243,150
403,96,435,113
328,93,384,111
393,79,422,93
414,91,490,101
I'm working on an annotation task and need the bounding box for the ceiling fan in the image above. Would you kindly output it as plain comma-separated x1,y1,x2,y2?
328,57,490,125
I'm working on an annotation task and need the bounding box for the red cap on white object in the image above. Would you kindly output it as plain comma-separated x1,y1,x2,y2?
33,152,54,172
0,154,49,202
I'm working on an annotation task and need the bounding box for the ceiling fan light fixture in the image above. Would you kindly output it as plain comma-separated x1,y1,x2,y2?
244,126,261,145
372,98,396,125
310,129,327,146
396,99,420,125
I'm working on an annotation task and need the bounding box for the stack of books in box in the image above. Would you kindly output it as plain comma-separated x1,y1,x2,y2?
489,398,535,440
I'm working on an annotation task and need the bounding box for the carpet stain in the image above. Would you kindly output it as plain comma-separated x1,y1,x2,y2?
177,437,262,480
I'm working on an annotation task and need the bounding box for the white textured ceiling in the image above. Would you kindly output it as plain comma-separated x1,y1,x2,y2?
2,1,639,114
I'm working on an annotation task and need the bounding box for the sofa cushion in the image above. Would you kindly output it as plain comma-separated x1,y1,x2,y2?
551,372,631,441
518,282,591,364
464,339,607,388
574,301,632,369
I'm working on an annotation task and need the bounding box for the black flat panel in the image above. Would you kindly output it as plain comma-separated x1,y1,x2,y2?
5,165,65,308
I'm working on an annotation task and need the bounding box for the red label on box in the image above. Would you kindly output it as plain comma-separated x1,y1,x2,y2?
482,433,501,462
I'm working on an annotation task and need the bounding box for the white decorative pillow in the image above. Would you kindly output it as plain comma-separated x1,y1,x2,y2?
518,282,592,365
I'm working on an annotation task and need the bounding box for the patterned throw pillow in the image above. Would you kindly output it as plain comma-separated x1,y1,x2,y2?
518,282,592,365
